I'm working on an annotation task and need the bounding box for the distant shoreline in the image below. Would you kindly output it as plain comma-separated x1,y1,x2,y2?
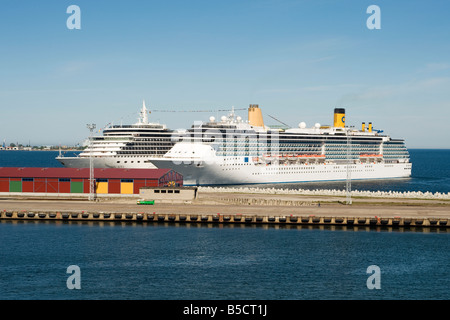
0,149,82,152
1,148,449,151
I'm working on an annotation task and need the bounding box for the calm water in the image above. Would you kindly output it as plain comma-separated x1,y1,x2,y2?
0,221,448,300
0,150,449,300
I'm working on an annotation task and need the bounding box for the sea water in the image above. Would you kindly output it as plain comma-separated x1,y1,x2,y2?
0,149,449,300
0,221,448,300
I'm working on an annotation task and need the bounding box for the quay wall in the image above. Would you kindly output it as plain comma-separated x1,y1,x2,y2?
1,187,449,228
1,209,448,228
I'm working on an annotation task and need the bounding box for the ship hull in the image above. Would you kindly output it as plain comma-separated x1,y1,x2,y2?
149,158,412,186
56,156,157,169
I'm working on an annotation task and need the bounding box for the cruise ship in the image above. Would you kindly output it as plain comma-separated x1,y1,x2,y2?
56,101,177,168
148,105,412,186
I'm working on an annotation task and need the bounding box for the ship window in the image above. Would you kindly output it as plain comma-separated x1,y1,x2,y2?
154,190,160,193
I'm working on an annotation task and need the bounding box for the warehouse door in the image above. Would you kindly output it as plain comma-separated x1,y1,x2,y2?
10,180,22,192
96,179,108,194
120,179,134,194
70,181,84,193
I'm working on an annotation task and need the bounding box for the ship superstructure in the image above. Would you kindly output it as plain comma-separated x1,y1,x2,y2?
56,101,177,168
148,105,411,186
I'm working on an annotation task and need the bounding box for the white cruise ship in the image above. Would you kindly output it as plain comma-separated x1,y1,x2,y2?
148,105,412,186
56,101,177,168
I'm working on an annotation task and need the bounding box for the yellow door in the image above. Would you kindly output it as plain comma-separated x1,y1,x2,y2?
96,182,108,194
120,182,134,194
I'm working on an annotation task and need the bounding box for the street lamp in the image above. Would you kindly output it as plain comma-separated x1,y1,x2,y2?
86,124,96,201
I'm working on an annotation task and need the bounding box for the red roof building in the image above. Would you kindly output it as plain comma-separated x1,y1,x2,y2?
0,167,183,194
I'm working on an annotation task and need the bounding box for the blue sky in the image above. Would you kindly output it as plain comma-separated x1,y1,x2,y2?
1,0,449,148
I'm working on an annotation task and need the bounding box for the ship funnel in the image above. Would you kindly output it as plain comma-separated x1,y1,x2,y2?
362,122,365,131
248,104,264,127
368,122,373,132
333,108,345,128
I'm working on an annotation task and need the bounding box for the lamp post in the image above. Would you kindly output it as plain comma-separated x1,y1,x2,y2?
346,134,352,205
86,124,96,201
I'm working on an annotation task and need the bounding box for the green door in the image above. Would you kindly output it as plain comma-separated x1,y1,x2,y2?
10,180,22,192
70,181,83,193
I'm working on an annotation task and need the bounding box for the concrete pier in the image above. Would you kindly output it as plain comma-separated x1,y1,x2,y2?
1,190,449,228
1,209,447,228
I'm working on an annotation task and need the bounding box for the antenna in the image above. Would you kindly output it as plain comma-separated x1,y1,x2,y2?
141,100,149,124
267,114,290,128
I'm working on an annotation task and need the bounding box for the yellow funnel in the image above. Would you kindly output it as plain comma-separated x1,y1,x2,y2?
333,108,345,128
368,122,372,132
362,122,365,131
248,104,264,127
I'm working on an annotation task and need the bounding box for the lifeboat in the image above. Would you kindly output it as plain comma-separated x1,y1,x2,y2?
360,154,383,157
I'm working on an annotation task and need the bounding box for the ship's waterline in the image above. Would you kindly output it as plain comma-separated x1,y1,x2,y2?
149,157,411,186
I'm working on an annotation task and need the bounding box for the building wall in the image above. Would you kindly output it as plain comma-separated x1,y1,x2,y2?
0,169,183,195
140,187,196,202
108,179,121,194
22,179,34,192
0,178,9,192
35,178,46,192
59,179,71,193
47,178,58,193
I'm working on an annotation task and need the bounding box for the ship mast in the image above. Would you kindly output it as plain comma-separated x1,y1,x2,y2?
140,100,149,124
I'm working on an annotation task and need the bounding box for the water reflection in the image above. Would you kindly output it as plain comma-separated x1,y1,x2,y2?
1,219,447,233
